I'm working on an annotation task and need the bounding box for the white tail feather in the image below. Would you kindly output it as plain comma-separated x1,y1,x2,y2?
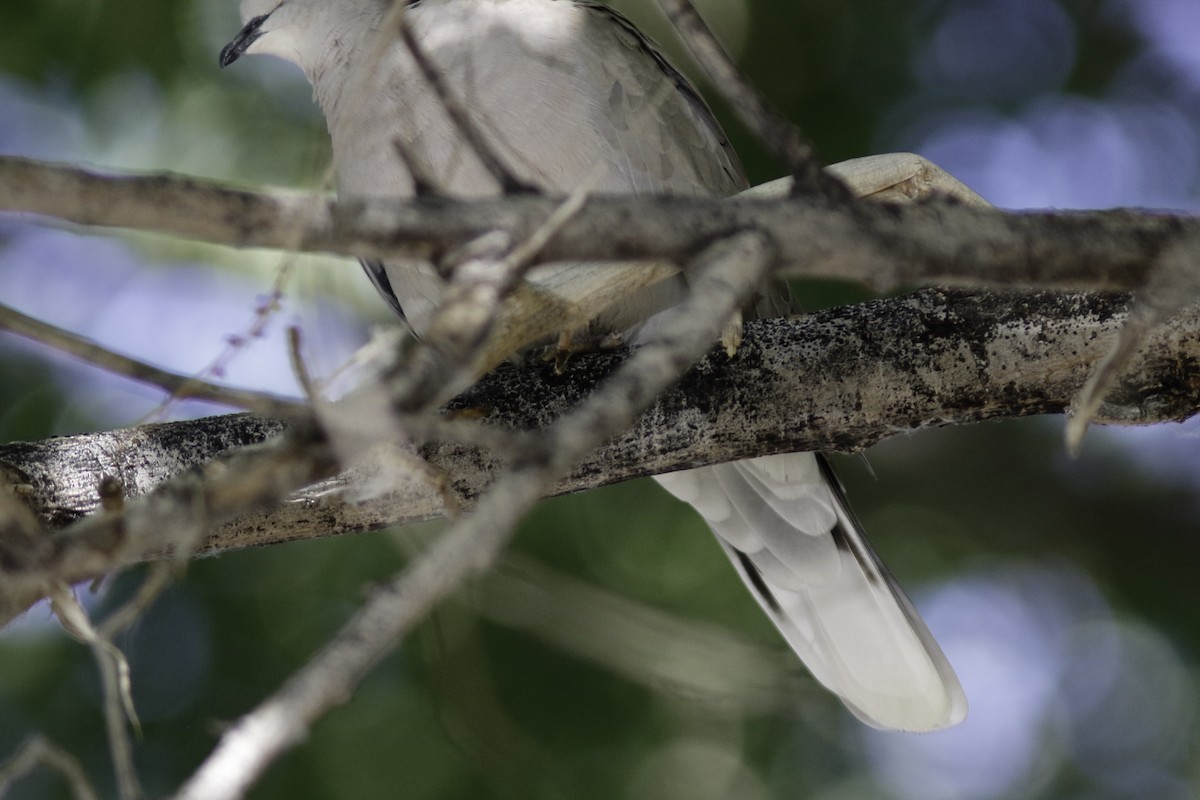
656,453,966,731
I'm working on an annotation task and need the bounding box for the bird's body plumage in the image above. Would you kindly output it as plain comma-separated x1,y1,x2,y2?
223,0,966,731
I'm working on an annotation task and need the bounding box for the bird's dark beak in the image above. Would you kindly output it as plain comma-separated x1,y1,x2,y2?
219,14,269,68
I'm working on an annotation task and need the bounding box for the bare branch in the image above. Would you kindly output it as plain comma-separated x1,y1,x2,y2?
0,301,304,415
394,12,536,194
480,555,815,713
379,185,607,414
0,157,1193,295
168,229,774,800
49,586,143,800
0,736,100,800
0,417,335,626
1,289,1196,591
650,0,847,199
1066,231,1200,451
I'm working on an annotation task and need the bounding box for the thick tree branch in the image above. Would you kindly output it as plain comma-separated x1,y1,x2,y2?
1,289,1194,581
169,229,773,800
0,156,1193,292
0,418,335,625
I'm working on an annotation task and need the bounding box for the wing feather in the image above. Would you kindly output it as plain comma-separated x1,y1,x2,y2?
658,453,967,731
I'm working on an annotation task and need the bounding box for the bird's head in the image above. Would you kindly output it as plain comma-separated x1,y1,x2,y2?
220,0,388,69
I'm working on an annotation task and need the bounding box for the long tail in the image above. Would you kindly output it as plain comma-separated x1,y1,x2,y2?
655,452,966,731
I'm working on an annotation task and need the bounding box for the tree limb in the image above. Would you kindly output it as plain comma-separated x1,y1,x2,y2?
0,156,1193,292
167,228,774,800
0,302,303,415
1,288,1194,593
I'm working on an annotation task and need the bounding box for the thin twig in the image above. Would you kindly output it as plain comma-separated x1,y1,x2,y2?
1066,233,1200,454
367,163,606,421
97,563,177,639
390,138,444,198
49,586,143,800
0,736,101,800
171,276,295,414
499,182,591,274
0,302,304,415
480,554,811,712
651,0,850,200
379,182,601,413
395,13,536,194
286,326,320,405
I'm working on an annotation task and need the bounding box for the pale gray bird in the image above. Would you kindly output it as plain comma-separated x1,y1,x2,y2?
221,0,966,731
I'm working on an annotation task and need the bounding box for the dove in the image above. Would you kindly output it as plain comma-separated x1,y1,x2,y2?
221,0,966,730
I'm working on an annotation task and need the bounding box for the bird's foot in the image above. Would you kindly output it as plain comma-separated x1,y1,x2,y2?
536,330,625,373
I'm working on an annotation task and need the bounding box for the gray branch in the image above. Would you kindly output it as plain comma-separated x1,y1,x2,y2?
0,156,1193,293
168,229,774,800
3,155,1198,637
1,289,1193,583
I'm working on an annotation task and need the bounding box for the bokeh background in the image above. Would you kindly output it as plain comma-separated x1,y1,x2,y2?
2,0,1200,798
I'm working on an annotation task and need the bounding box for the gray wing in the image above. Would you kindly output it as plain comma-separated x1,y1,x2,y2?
568,0,748,196
345,0,755,334
332,0,746,200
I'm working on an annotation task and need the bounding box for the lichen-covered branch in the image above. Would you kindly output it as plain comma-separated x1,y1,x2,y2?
1,289,1193,595
167,229,774,800
0,418,335,626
